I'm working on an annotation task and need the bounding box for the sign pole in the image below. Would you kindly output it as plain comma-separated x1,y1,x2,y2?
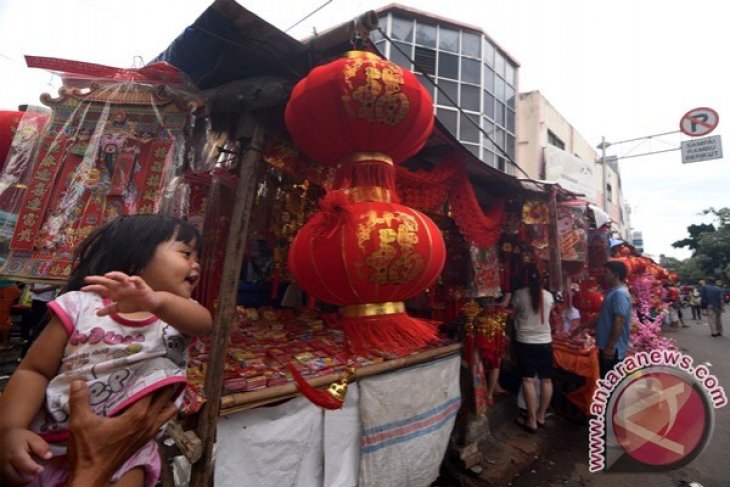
601,135,608,211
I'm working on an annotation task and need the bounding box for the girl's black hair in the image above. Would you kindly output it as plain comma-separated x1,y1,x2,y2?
525,263,543,313
65,214,202,292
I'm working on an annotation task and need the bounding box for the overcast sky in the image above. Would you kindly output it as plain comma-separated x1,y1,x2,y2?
1,0,727,260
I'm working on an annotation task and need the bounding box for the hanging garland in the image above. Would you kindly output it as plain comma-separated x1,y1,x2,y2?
397,155,505,247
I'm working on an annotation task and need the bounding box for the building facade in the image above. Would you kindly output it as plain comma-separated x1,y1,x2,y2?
371,5,519,174
516,90,629,236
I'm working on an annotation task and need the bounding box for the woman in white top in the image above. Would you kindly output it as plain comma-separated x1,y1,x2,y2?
511,264,554,433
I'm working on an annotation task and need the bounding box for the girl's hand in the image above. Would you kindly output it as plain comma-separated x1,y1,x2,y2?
82,272,162,316
0,427,51,485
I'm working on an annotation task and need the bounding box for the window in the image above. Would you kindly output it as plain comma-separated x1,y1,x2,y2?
439,26,459,52
437,108,458,136
495,76,505,101
483,39,495,66
463,143,480,158
482,149,495,167
460,84,480,111
390,42,412,69
607,183,613,202
415,22,436,47
505,63,515,86
506,133,515,160
459,113,480,143
483,64,495,92
483,91,495,119
461,31,481,58
461,58,481,84
482,118,494,150
436,79,458,107
506,108,515,133
414,47,436,75
438,52,459,79
495,52,505,78
506,84,516,109
495,100,505,126
415,74,435,99
547,130,565,150
497,156,506,172
391,16,414,42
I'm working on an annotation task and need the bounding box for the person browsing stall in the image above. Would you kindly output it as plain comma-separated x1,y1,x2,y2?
0,215,212,487
595,260,632,377
511,264,554,434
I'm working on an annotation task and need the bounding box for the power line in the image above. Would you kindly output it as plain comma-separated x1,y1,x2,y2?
285,0,335,33
377,28,532,180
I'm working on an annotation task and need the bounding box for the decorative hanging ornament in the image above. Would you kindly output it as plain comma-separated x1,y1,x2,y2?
285,50,434,191
285,50,444,357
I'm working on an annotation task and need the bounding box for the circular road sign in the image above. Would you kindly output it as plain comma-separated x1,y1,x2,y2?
680,107,719,137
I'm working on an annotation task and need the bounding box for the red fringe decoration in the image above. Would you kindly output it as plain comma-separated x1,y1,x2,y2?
288,364,345,410
340,312,439,356
396,155,506,247
334,160,397,196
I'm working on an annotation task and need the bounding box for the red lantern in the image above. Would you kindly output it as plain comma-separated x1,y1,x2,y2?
288,193,446,353
573,289,604,313
285,51,434,191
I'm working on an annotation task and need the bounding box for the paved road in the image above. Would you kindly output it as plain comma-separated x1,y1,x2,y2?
510,311,730,487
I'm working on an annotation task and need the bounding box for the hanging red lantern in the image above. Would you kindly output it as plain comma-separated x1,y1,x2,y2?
573,289,604,313
288,192,446,353
285,51,434,191
284,50,443,360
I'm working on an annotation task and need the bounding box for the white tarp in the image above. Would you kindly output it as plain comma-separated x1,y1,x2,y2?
358,356,461,487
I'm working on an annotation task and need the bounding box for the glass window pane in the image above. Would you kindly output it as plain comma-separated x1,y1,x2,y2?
495,51,506,78
506,108,515,133
495,76,505,101
482,149,495,167
460,84,480,111
461,31,481,58
506,84,516,108
390,42,411,69
497,156,506,172
506,133,515,160
505,63,515,86
438,52,459,79
437,79,458,107
439,26,459,52
495,100,505,126
416,74,435,100
414,47,436,75
483,39,495,66
483,91,495,119
371,28,383,43
391,16,413,42
415,22,436,47
483,64,495,92
496,127,505,150
459,113,480,143
482,118,494,150
437,108,458,136
461,58,480,85
464,143,480,158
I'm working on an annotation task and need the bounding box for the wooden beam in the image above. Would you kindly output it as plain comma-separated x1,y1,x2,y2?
189,115,264,487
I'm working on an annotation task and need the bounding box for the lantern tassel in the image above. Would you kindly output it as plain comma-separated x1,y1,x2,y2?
288,364,354,410
341,313,439,356
309,190,353,239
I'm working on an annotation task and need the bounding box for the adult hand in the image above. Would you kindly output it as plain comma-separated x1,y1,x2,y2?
65,381,177,487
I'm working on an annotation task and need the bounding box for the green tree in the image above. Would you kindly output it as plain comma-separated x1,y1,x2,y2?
674,208,730,282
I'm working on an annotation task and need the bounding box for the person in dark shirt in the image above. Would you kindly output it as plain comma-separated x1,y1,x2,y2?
704,279,725,337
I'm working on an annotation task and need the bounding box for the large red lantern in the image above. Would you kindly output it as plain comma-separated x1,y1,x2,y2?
284,51,443,356
285,51,434,168
289,198,445,306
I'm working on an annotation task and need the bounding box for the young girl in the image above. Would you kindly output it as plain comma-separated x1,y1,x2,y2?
0,215,212,487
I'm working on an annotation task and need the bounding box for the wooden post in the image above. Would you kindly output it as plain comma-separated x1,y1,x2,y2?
189,115,264,486
547,187,563,293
